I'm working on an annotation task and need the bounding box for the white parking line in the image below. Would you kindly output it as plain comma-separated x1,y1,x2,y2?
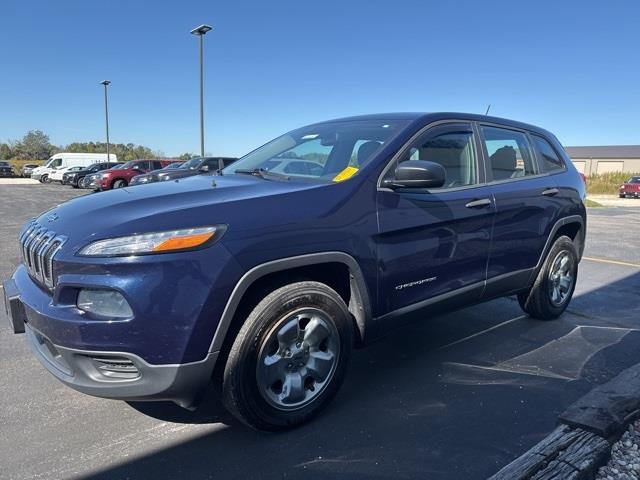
437,314,527,351
582,256,640,268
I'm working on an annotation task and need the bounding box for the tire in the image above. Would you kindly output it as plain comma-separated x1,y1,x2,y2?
517,235,578,320
620,194,625,198
73,176,84,189
222,281,353,431
113,179,127,189
41,174,49,183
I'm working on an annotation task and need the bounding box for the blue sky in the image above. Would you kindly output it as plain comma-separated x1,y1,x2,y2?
1,0,640,157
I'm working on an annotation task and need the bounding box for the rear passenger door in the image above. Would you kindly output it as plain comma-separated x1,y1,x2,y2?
376,122,495,317
480,124,561,296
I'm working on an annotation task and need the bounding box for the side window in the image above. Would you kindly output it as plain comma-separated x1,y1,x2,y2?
204,158,220,169
152,161,164,170
532,135,565,172
481,126,537,180
391,125,478,188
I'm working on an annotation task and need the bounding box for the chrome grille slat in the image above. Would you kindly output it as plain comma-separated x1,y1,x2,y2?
18,221,66,289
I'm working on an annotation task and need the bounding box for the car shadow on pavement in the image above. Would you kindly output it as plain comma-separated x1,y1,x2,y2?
77,268,640,480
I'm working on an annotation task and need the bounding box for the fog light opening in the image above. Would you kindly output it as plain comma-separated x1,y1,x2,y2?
77,288,133,319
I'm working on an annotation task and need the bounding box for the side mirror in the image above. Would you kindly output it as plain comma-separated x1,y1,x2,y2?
199,165,210,172
383,160,446,189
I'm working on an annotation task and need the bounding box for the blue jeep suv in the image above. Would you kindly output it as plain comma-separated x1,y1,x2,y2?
3,113,586,430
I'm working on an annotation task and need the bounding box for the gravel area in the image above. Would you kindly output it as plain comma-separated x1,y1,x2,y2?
596,420,640,480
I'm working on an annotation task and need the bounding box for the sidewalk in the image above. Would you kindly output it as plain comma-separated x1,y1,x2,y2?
588,194,640,207
0,178,39,185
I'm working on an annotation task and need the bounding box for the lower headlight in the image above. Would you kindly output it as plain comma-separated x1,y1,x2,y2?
77,288,133,319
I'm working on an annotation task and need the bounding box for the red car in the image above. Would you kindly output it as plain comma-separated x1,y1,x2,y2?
98,159,180,190
619,176,640,198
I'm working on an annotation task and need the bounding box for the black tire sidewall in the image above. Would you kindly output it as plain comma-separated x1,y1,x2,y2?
521,236,579,319
223,282,353,431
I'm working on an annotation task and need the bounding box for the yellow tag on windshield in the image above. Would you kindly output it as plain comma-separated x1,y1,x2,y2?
333,166,359,182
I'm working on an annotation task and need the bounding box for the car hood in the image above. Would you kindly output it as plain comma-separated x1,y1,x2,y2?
36,174,326,253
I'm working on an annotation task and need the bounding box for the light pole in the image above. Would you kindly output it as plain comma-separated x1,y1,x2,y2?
100,80,111,162
190,24,212,158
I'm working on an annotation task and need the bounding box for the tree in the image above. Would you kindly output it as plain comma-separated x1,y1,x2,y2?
16,130,55,160
179,153,197,161
0,143,12,160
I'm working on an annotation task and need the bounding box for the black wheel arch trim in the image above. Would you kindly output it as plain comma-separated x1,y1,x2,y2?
208,251,374,355
529,214,585,285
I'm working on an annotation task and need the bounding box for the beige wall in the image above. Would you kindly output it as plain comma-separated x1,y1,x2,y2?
569,158,640,176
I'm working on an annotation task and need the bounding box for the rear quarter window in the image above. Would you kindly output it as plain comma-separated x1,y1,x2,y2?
532,135,565,173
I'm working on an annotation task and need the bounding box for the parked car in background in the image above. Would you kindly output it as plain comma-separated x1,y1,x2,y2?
31,153,117,183
82,163,126,190
3,113,586,431
97,159,180,190
133,157,237,186
129,161,184,186
49,165,84,183
619,176,640,198
64,162,121,188
21,164,40,178
0,161,15,177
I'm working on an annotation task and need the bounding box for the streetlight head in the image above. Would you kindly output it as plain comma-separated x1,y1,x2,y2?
190,24,212,35
100,80,111,86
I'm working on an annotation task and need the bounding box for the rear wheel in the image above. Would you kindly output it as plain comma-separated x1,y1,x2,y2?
222,281,353,431
113,179,127,189
517,235,578,320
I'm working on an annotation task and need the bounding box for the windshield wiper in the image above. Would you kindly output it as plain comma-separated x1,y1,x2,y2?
233,168,290,181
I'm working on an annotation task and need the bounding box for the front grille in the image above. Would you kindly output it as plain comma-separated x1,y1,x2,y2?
19,221,66,289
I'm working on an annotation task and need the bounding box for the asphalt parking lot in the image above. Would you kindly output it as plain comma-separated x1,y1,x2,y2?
1,184,639,480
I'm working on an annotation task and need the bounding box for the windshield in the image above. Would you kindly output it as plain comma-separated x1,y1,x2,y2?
0,161,9,166
179,158,203,170
164,162,184,169
222,119,409,182
627,177,640,183
108,163,126,171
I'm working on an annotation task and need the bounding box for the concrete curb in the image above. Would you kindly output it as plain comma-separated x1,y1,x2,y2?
489,363,640,479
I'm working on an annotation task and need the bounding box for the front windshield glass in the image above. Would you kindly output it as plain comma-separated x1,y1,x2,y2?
222,119,409,182
628,177,640,184
179,158,202,170
108,163,126,170
165,162,183,169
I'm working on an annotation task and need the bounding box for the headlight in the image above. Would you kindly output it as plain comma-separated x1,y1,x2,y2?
78,226,224,257
77,288,133,318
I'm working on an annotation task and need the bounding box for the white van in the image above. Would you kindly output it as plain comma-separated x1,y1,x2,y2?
31,153,118,183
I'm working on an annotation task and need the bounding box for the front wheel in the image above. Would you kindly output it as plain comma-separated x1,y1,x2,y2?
222,281,353,431
40,174,48,183
517,235,578,320
112,179,127,189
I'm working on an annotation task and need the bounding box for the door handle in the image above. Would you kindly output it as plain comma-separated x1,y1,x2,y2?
542,187,559,196
465,198,492,209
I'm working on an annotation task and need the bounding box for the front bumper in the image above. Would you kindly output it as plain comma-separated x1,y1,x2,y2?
31,173,42,181
3,275,219,408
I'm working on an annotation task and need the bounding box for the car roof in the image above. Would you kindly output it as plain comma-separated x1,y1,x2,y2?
317,112,556,138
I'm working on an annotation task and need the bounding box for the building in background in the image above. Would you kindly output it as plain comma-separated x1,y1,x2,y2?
565,146,640,175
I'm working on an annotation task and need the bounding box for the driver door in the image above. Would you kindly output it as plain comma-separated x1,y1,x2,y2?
376,122,495,324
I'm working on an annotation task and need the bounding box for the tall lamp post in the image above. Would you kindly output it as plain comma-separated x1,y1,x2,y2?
190,24,212,158
99,80,111,162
